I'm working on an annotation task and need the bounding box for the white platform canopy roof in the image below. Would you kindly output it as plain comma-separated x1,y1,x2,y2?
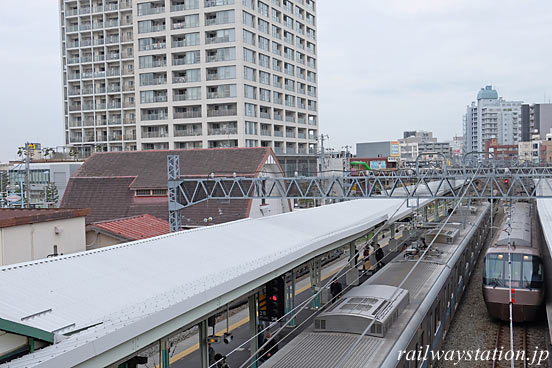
2,181,458,368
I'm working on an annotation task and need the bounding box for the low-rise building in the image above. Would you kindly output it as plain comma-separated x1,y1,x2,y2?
86,214,170,250
61,148,291,228
0,208,88,266
399,131,451,162
484,138,518,161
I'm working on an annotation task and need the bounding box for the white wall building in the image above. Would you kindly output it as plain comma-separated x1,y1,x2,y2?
60,0,319,157
463,85,522,153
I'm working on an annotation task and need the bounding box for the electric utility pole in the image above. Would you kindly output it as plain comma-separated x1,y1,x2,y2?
25,142,30,208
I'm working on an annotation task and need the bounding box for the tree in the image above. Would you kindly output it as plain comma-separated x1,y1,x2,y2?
69,146,79,160
45,182,59,208
42,147,56,159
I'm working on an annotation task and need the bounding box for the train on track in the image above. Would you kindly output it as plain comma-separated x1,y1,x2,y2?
263,201,491,368
482,201,544,322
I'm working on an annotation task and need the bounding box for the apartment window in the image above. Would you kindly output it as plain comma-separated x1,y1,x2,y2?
206,10,235,25
258,36,269,51
243,11,255,27
207,84,237,98
173,87,202,101
243,29,255,46
138,20,165,33
272,41,282,55
284,63,294,76
272,75,282,88
272,25,281,39
258,1,269,17
245,121,257,135
173,68,201,83
245,139,258,147
284,47,294,60
173,14,200,29
272,58,282,72
243,0,254,9
258,19,269,34
172,32,200,47
284,31,293,45
245,103,257,117
206,47,236,62
173,51,201,65
296,36,305,50
259,53,270,68
273,91,282,104
271,8,281,23
259,71,270,85
207,65,237,80
285,95,295,107
206,28,236,44
244,84,257,99
244,48,256,63
285,78,295,92
283,15,293,28
244,66,256,81
260,88,271,102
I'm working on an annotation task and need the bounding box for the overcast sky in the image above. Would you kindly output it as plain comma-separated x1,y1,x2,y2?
1,0,552,161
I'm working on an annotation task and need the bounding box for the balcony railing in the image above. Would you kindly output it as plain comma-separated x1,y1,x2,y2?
205,0,234,7
274,147,284,154
124,133,137,140
108,118,122,125
260,112,270,119
69,121,82,128
105,4,119,12
207,108,237,117
139,7,165,16
140,42,166,51
274,114,283,121
142,131,169,138
93,22,104,29
142,114,168,121
69,105,81,111
143,78,167,86
285,116,295,123
286,132,295,138
274,131,283,137
124,118,136,125
171,0,200,11
174,111,202,119
175,129,203,136
143,96,168,103
208,128,237,135
260,129,271,136
108,102,122,109
206,36,232,44
298,133,306,139
80,7,91,14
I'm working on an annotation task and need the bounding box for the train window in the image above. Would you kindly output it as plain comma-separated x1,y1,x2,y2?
434,301,441,336
521,255,544,289
485,253,544,289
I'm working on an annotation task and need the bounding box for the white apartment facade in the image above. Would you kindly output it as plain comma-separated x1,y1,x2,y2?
60,0,319,156
463,85,522,153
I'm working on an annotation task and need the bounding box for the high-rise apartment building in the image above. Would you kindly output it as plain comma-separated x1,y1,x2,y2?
59,0,319,160
521,103,552,141
463,85,522,153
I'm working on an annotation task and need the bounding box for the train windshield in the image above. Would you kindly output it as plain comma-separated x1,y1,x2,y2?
484,253,543,289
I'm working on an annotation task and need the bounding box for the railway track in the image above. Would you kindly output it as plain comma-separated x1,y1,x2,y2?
491,322,542,368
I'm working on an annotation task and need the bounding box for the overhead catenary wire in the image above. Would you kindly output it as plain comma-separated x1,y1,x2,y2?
334,165,484,368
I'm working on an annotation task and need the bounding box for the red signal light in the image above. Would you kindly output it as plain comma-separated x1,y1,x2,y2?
271,296,278,301
504,179,509,185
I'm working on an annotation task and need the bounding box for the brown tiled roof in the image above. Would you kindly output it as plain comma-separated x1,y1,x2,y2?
71,147,273,188
88,214,170,241
0,208,90,228
61,148,278,225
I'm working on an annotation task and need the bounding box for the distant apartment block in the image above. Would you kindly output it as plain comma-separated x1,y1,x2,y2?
463,85,522,153
59,0,319,160
399,131,451,162
521,103,552,141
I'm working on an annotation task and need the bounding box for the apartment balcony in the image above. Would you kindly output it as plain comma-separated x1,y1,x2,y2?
108,117,122,125
274,147,284,154
105,20,119,28
207,91,234,99
94,39,105,46
124,117,136,125
208,128,237,135
67,41,79,49
298,147,308,154
141,42,166,51
171,0,200,11
82,103,94,111
286,131,295,138
80,7,91,14
297,117,306,124
205,17,234,26
139,7,165,16
67,25,79,33
68,89,80,96
96,87,106,93
107,69,120,77
175,129,203,137
83,119,95,127
66,9,78,16
123,85,135,92
96,103,107,110
83,135,95,142
93,22,104,29
174,111,202,119
69,136,83,143
124,133,137,140
206,36,232,44
274,114,283,121
92,5,104,13
206,55,230,63
69,105,81,111
143,96,168,103
142,131,169,138
142,113,168,121
107,85,121,93
205,0,234,7
285,116,295,123
80,24,92,31
298,132,306,139
143,78,167,86
274,131,283,137
207,108,237,117
124,101,136,108
298,103,306,110
174,94,198,101
110,134,123,141
260,112,270,119
108,102,122,109
69,120,82,128
106,36,120,45
260,129,271,136
173,58,195,66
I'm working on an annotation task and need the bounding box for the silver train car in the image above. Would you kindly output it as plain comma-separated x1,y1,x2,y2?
482,202,544,322
263,202,490,368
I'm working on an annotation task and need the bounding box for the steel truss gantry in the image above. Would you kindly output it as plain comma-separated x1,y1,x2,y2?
166,155,552,231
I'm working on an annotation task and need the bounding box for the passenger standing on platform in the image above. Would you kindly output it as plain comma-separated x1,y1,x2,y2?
214,353,230,368
261,332,278,361
209,343,216,366
330,279,343,303
362,245,371,271
375,244,385,270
